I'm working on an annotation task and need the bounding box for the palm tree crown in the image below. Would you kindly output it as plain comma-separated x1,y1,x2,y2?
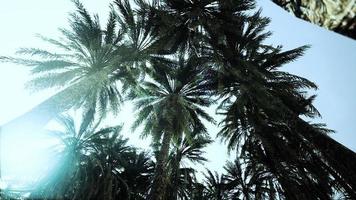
130,53,215,200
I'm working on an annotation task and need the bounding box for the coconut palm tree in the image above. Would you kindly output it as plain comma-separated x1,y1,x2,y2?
130,53,215,200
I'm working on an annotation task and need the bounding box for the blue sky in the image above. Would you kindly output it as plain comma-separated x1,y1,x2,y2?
258,0,356,151
0,0,355,188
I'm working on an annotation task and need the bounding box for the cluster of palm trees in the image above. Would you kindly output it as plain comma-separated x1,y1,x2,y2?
1,0,356,199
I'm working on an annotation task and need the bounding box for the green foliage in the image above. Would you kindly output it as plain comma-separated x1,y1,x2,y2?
130,53,215,141
2,0,356,199
128,50,215,199
165,132,212,200
29,114,153,200
1,0,140,121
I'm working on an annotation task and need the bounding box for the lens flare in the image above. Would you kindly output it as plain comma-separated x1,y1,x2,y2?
1,130,60,190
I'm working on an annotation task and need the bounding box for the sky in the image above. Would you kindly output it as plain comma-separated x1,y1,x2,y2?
0,0,355,189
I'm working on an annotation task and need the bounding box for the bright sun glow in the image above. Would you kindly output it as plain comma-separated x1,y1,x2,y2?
1,130,61,190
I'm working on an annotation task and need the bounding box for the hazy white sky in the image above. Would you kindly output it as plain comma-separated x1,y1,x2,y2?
0,0,355,188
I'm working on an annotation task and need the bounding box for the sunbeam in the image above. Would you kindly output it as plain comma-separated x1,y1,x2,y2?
1,130,60,191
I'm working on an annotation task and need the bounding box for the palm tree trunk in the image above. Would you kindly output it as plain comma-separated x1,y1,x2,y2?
170,154,181,200
104,166,113,200
149,131,173,200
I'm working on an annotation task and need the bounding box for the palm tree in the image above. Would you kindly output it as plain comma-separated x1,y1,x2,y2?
189,181,210,200
29,114,119,199
165,132,212,200
114,0,159,70
136,0,220,55
157,0,210,53
142,0,348,197
0,0,142,136
224,159,280,200
130,53,215,200
92,124,133,200
118,150,155,199
198,0,356,198
203,170,228,200
30,112,141,200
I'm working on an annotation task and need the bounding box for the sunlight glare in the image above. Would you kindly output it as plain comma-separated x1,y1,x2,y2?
1,128,61,190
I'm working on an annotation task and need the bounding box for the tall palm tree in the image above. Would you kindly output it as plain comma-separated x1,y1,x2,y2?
198,0,356,198
0,0,142,136
141,0,343,197
130,53,215,200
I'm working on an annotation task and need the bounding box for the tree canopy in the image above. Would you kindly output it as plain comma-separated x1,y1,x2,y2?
1,0,356,199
